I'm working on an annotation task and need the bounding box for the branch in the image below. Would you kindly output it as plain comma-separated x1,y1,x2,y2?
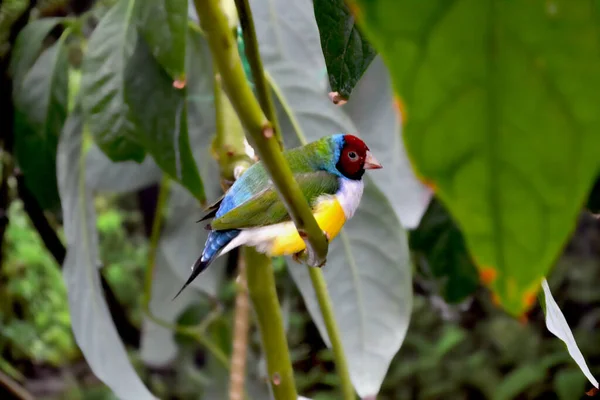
228,256,249,400
193,0,329,268
0,370,33,400
245,248,297,399
266,73,356,399
210,64,296,399
234,0,283,149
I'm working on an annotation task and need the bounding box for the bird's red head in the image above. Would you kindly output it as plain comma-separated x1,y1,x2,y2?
336,134,382,180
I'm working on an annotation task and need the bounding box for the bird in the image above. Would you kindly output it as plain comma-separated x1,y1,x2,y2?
173,134,382,298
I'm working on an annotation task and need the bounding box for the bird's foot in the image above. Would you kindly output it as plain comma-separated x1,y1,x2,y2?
293,250,307,264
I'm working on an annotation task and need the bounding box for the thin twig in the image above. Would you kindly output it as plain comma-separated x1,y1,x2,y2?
228,256,250,400
234,0,283,149
0,370,34,400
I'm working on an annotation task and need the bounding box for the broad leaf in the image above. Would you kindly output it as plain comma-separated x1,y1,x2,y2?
288,181,412,398
124,36,205,202
154,28,224,295
57,108,155,400
250,0,330,91
410,198,479,303
13,33,70,209
140,252,196,367
352,0,600,315
541,278,598,390
81,0,145,162
313,0,376,98
86,144,162,193
139,0,187,79
9,17,63,90
344,57,432,229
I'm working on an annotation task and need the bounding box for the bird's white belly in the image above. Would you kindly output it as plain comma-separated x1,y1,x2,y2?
219,178,364,257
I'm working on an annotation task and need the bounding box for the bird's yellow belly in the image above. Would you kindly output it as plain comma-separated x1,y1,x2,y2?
267,197,346,256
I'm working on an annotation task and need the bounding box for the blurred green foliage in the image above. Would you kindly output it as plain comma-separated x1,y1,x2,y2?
1,199,76,367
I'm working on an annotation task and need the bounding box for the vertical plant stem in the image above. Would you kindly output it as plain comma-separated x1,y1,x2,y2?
266,73,356,399
236,12,356,398
234,0,283,149
308,270,355,399
229,256,250,400
245,248,297,399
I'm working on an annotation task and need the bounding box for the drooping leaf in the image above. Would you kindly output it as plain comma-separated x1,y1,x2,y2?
139,0,187,79
151,28,224,295
410,198,479,303
13,32,70,209
351,0,600,315
140,252,196,367
344,57,432,229
9,17,63,90
313,0,376,98
86,144,162,193
124,35,205,202
288,181,412,398
541,278,598,390
57,108,155,400
250,0,330,92
81,0,145,162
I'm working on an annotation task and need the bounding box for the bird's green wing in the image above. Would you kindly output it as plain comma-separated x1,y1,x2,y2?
210,171,340,230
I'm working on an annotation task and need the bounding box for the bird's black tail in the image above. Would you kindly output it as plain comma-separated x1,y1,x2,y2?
172,256,212,300
172,229,240,300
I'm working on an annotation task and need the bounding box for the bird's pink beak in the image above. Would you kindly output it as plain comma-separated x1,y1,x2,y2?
364,151,382,170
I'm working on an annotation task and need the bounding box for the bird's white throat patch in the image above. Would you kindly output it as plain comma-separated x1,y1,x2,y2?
336,178,364,219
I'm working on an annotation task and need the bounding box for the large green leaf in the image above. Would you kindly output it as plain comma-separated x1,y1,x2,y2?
86,144,162,193
344,57,431,229
56,108,155,400
161,28,224,295
410,198,479,303
13,31,70,209
352,0,600,315
81,0,145,162
124,36,205,202
313,0,376,98
9,17,63,90
139,0,187,79
288,181,412,398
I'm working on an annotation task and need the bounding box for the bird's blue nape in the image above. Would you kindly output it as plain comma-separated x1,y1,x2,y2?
321,133,345,177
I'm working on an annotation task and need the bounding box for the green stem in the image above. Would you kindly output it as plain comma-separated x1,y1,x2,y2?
193,0,328,268
245,248,298,399
308,270,355,399
234,0,283,149
267,72,356,400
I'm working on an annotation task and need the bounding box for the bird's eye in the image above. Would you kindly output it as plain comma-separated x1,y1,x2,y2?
348,151,358,160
